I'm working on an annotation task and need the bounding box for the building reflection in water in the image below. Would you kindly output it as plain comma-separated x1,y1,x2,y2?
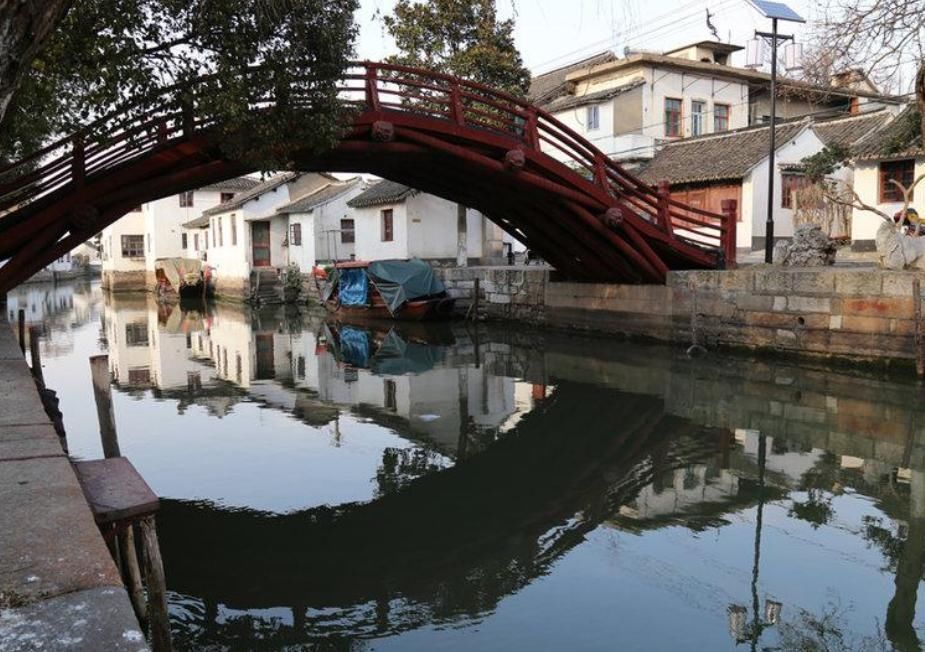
14,281,925,650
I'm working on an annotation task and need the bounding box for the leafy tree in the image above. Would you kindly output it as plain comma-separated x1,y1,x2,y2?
383,0,530,97
0,0,359,169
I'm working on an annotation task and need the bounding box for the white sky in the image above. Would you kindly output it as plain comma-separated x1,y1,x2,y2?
354,0,820,75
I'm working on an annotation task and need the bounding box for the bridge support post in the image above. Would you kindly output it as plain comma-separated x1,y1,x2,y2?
658,180,672,237
457,204,468,267
721,199,738,268
72,135,85,187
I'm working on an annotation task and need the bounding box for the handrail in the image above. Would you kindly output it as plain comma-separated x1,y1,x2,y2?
0,60,735,267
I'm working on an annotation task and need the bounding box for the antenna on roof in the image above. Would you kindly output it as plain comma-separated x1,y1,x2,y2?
706,9,720,41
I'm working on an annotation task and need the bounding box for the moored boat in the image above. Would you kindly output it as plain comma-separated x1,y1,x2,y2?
322,258,455,321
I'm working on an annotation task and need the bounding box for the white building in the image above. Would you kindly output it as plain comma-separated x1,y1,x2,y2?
639,110,891,251
274,177,368,267
100,177,258,292
185,172,337,300
346,180,504,264
848,106,925,247
532,41,897,165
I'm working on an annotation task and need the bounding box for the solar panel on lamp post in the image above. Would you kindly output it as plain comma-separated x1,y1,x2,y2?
747,0,805,264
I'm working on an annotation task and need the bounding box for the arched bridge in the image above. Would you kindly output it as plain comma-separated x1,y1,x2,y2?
0,62,737,292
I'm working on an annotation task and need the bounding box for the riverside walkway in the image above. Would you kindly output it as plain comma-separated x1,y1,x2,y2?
0,316,145,651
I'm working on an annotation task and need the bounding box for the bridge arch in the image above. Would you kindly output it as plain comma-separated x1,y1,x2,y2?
0,62,736,292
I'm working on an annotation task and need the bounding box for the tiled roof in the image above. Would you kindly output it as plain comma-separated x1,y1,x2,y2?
639,122,808,185
811,110,892,149
543,78,645,113
276,178,364,213
346,180,416,208
200,172,297,217
529,51,618,108
852,106,925,161
198,177,261,192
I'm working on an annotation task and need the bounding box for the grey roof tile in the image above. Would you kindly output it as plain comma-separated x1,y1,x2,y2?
276,178,364,213
346,180,416,208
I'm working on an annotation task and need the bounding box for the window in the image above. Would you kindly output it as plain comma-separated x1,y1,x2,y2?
179,191,194,207
146,234,150,252
211,219,216,248
714,103,730,132
781,173,810,209
664,98,682,137
187,371,201,392
880,159,916,203
381,208,394,242
128,367,151,385
230,215,237,246
290,223,302,246
297,356,306,379
235,354,242,384
341,218,355,244
218,216,224,247
691,100,706,137
220,192,234,203
120,234,144,258
194,233,199,251
125,323,148,347
586,104,600,131
181,233,188,249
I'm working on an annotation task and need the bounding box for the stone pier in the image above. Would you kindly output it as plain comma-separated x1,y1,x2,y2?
0,318,146,650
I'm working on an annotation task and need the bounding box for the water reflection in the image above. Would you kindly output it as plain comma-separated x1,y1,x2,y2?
12,280,925,651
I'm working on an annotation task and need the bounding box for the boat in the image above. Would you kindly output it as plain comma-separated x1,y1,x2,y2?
322,258,455,321
154,257,213,300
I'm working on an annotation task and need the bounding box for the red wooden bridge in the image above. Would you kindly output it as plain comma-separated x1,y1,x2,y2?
0,62,736,292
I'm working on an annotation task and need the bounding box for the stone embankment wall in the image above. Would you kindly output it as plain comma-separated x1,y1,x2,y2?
101,270,147,293
440,266,925,367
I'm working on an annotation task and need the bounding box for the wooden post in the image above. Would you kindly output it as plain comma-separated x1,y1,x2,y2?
17,308,25,354
721,199,738,269
472,278,480,321
657,180,673,237
119,525,148,626
28,326,44,386
90,355,121,458
139,516,172,652
914,277,924,379
72,135,85,187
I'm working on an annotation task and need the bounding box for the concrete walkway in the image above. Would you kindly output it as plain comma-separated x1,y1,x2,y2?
0,318,147,651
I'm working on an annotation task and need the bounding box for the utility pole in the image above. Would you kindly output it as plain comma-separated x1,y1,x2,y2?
747,1,805,264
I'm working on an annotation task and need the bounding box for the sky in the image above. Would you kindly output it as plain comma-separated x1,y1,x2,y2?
353,0,821,76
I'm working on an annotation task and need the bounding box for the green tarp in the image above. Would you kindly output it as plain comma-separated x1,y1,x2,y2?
368,258,447,315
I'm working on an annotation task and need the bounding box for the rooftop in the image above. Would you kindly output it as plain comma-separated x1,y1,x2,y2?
852,106,925,161
200,172,298,218
198,177,261,192
529,51,618,108
347,179,417,208
638,121,808,185
811,109,893,149
276,178,364,214
542,78,645,113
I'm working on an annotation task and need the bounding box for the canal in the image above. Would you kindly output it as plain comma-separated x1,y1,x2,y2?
9,279,925,651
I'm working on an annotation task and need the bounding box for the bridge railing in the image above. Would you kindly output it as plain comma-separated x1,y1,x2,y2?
0,61,736,266
355,62,735,265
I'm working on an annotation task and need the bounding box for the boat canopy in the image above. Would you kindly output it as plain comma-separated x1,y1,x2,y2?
368,259,447,314
154,257,203,290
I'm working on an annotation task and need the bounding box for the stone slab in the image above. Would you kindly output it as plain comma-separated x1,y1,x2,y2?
73,458,159,525
0,323,25,361
0,425,65,462
0,360,49,428
0,457,123,602
0,587,148,652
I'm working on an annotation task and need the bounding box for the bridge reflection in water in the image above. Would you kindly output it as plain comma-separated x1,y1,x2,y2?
13,281,925,651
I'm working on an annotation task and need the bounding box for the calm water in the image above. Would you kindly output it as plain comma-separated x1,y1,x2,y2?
10,280,925,651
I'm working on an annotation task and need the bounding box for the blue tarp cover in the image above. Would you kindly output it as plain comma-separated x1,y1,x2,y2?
338,326,371,368
338,268,369,306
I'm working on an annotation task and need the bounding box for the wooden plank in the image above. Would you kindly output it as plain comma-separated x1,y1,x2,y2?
73,457,159,525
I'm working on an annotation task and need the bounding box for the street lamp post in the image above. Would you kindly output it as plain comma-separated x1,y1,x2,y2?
747,1,805,264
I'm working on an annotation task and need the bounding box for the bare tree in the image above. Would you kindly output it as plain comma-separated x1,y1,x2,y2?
814,0,925,140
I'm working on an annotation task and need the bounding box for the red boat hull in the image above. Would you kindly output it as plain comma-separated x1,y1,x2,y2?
324,296,455,321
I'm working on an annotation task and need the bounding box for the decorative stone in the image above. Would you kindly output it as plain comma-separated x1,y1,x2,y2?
602,207,623,229
504,149,525,171
876,220,925,270
371,120,395,142
773,225,838,267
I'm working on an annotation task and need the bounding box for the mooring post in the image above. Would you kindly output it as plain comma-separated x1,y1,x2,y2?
28,326,44,386
17,308,25,354
472,278,480,321
914,277,924,379
139,515,172,651
90,355,121,458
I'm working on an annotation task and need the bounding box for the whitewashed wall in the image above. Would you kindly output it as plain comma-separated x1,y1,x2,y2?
354,202,410,260
144,189,226,270
286,212,317,271
101,210,146,273
313,183,367,262
852,158,925,242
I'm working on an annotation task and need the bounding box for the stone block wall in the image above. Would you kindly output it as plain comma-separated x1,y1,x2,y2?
440,265,925,366
100,270,146,292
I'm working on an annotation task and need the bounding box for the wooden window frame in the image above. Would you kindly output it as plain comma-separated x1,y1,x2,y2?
691,100,706,137
781,172,809,209
664,97,683,138
714,103,730,132
181,232,188,249
586,104,600,131
879,159,916,203
120,234,144,258
340,218,355,244
220,192,234,203
230,214,237,246
179,191,194,207
381,208,394,242
290,222,302,246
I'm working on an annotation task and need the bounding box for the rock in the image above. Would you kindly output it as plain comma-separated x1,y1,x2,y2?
774,225,838,267
875,220,925,270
